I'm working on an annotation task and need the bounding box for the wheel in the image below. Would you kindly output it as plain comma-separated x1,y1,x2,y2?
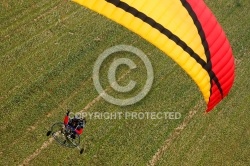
50,122,80,148
46,131,51,136
80,148,84,154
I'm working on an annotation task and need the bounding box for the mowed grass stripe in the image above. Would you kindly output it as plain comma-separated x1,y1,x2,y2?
0,0,61,54
0,6,112,84
0,5,105,101
0,1,49,27
0,2,78,61
0,14,134,125
0,8,95,101
0,0,60,36
0,11,86,114
148,101,203,166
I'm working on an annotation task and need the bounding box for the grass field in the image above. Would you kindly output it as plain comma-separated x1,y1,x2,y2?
0,0,249,165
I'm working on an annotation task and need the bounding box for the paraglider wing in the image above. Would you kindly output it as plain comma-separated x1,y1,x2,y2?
73,0,235,112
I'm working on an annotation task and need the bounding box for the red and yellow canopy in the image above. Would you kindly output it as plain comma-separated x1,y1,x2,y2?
73,0,235,112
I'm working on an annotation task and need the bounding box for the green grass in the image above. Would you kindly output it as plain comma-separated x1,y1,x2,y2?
0,0,249,165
